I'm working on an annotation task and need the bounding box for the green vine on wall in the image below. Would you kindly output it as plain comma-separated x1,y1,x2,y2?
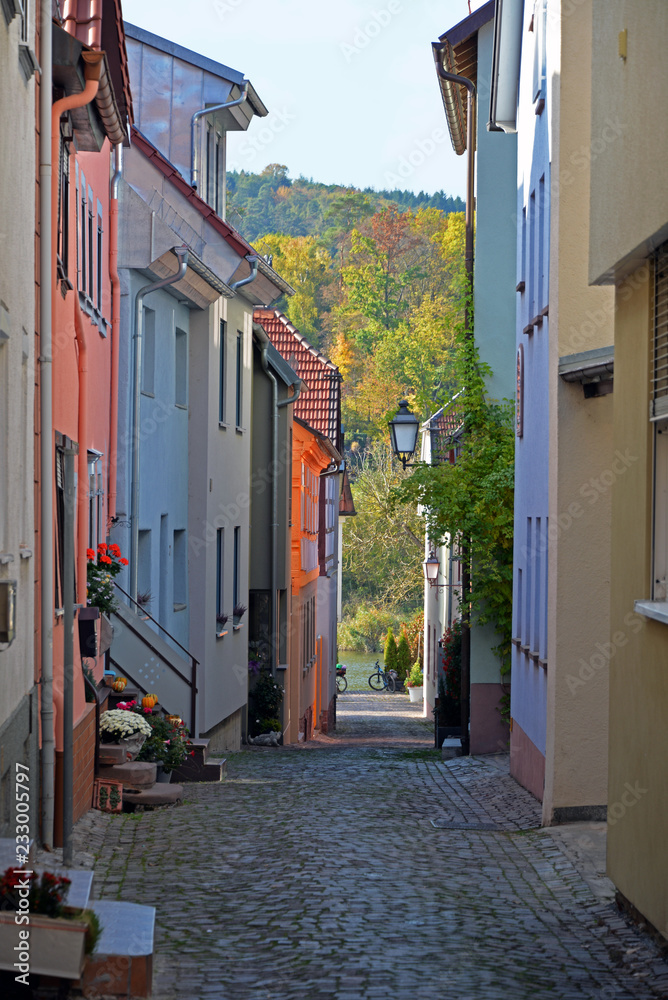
393,298,514,702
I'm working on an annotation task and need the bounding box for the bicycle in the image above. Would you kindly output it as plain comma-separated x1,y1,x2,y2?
368,660,396,693
336,664,348,694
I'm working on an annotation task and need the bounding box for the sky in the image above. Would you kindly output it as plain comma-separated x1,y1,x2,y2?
121,0,485,199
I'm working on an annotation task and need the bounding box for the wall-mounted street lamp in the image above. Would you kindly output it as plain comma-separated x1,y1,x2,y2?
423,550,459,590
388,400,420,470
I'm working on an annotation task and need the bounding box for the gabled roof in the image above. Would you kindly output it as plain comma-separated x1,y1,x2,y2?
339,467,357,517
254,309,342,452
131,128,294,298
123,21,267,119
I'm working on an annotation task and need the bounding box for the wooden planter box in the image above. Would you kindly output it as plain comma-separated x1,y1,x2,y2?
0,911,87,979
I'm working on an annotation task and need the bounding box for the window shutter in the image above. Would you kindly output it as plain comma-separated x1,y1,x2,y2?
651,245,668,420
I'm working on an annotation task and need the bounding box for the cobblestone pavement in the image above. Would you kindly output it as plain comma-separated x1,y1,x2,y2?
69,693,667,1000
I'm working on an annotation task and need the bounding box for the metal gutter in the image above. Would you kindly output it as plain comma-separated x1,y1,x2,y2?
191,82,249,194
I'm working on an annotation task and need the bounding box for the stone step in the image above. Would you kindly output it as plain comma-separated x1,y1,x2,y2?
171,753,226,783
76,899,155,998
98,761,157,790
122,783,184,809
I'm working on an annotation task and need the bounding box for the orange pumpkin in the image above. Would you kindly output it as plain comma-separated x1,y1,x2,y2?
141,695,156,710
112,677,127,692
146,693,159,705
166,714,183,726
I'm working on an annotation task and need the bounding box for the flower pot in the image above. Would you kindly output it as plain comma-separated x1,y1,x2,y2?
0,911,87,979
408,685,424,704
99,612,114,655
116,733,146,760
155,765,172,784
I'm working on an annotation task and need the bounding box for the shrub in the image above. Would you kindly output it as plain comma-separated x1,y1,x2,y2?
338,603,397,651
407,661,424,688
384,626,398,674
396,629,411,682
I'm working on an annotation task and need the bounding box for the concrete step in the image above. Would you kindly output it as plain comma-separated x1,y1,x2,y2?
171,747,226,783
98,761,157,790
122,783,184,809
76,899,155,997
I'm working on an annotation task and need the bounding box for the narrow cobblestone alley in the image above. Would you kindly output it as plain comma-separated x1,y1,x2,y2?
69,695,668,1000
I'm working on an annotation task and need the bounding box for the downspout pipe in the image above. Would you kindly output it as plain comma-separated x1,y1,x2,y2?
433,47,476,757
130,248,189,602
40,45,102,849
230,255,259,292
108,143,123,524
190,82,249,193
40,0,55,851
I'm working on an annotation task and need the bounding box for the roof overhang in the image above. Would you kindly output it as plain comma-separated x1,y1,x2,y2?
488,0,524,133
559,346,614,398
433,1,494,154
294,416,343,465
147,247,234,307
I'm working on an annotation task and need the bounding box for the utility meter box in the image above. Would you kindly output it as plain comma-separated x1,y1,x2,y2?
0,580,17,645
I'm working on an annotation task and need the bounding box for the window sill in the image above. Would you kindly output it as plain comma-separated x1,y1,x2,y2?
141,390,155,398
233,623,244,632
175,402,187,410
219,421,229,430
216,630,228,639
235,426,245,435
173,603,187,613
634,600,668,625
78,291,109,337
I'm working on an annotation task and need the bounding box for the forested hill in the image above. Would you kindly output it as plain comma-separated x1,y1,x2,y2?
226,164,464,243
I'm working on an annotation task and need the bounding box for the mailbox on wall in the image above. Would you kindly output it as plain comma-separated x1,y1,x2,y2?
0,580,17,645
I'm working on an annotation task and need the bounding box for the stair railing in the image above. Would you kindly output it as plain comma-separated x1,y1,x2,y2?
111,581,198,733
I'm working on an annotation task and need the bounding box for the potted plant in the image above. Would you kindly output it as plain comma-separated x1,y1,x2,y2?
86,543,128,616
216,612,229,637
232,603,247,628
247,653,283,739
0,868,102,980
405,661,424,703
99,708,152,759
126,702,194,780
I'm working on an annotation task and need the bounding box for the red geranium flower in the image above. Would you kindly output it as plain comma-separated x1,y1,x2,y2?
98,543,108,553
109,544,121,557
119,558,129,565
100,555,112,565
86,548,95,560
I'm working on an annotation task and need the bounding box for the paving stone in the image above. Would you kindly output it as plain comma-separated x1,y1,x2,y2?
59,693,668,1000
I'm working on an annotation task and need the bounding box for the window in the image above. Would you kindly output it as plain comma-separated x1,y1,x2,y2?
216,528,225,617
87,186,94,301
57,130,70,284
652,245,668,600
79,171,87,293
137,530,151,604
532,0,546,109
175,328,187,406
96,202,103,311
54,441,76,609
87,452,104,550
142,307,155,394
219,319,226,423
173,529,186,608
233,526,240,610
302,595,316,671
235,330,243,427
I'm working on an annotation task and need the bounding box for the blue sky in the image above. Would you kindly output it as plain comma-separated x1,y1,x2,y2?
121,0,484,199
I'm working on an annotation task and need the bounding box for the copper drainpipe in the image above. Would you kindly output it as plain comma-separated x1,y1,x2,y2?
51,53,103,599
108,144,122,523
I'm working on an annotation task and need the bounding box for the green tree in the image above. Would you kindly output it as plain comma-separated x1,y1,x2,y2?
255,232,333,344
384,627,398,675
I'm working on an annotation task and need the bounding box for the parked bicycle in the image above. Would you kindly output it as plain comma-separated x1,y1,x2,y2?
368,660,397,693
336,664,348,693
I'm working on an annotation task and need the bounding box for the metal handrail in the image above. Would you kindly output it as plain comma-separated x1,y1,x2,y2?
111,580,199,732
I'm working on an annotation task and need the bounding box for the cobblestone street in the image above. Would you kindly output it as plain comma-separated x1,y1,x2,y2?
72,694,668,1000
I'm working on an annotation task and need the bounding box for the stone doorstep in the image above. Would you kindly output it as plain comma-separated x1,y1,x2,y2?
170,758,225,783
98,762,157,790
75,900,155,999
122,782,184,808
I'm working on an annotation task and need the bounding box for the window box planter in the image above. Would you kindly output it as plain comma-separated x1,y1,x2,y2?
78,606,100,658
0,911,88,979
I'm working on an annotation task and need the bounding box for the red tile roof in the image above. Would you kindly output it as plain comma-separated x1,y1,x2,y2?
424,401,464,465
254,309,342,451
